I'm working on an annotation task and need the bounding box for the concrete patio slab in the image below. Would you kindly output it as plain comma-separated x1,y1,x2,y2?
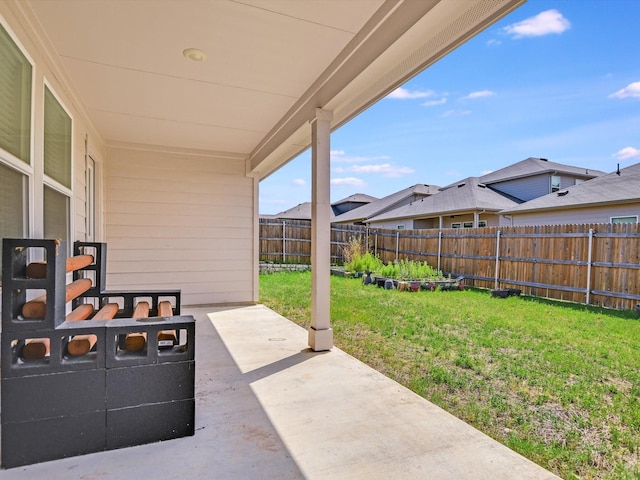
1,304,559,479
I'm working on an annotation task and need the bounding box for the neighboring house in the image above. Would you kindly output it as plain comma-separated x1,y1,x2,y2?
262,194,376,221
331,193,378,216
367,178,519,229
500,163,640,226
332,184,440,225
262,202,336,222
361,157,604,230
479,157,605,202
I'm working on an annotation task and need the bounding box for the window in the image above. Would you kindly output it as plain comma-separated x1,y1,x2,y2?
478,220,488,227
0,22,32,164
551,175,561,193
44,185,69,242
463,222,473,228
575,178,585,185
0,162,27,275
44,86,72,188
43,84,72,245
611,216,637,224
451,222,461,229
397,225,405,230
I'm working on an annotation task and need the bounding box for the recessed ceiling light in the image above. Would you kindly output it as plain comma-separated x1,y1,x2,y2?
183,48,207,62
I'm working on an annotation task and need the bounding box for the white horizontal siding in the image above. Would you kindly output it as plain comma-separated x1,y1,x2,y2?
105,146,254,305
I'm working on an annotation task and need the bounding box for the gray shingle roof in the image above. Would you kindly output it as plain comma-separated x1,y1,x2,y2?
332,184,440,223
368,178,519,222
501,163,640,214
331,193,378,205
265,202,336,221
477,157,605,185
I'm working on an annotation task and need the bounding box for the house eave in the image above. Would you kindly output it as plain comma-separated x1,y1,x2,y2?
250,0,525,180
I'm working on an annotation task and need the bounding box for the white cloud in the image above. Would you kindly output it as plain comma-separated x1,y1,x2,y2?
421,98,447,107
503,9,570,38
613,147,640,160
330,149,345,156
292,178,306,186
487,39,501,47
443,110,471,117
331,177,366,187
351,163,415,178
331,152,391,163
387,87,434,99
609,81,640,99
464,90,495,100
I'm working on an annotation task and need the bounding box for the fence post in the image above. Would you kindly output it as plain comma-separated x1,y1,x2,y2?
374,231,378,257
365,227,369,252
586,228,594,305
282,220,286,263
494,229,501,290
395,231,400,261
437,230,442,272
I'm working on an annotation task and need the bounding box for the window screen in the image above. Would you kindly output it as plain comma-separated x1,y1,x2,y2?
44,86,71,188
44,185,69,242
0,22,32,163
0,162,26,275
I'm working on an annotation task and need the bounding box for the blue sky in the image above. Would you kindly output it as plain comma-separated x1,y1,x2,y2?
259,1,640,214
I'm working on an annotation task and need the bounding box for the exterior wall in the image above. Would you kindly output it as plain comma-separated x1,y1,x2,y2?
508,203,640,226
369,219,413,230
490,174,550,201
105,146,255,305
490,174,586,202
370,213,501,230
0,4,106,246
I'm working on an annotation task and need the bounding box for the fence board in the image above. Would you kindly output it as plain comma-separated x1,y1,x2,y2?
259,220,640,310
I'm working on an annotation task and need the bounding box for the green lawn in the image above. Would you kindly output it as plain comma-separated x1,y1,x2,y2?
260,271,640,480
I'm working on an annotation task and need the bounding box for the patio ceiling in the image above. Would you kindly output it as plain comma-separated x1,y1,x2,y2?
20,0,524,179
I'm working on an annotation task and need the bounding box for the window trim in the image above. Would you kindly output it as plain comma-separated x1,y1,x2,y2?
42,78,74,247
550,174,561,193
0,16,35,240
43,80,74,191
0,16,35,167
611,215,637,224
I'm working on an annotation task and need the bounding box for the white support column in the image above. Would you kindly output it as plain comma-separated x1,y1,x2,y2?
308,108,333,351
474,211,480,227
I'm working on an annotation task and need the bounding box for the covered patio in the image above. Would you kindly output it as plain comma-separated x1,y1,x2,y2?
0,1,562,476
2,305,558,479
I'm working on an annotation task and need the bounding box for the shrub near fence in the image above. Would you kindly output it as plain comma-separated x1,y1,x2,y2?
259,219,640,311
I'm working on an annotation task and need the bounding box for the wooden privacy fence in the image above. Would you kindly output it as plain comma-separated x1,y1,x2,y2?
259,219,640,310
259,219,365,264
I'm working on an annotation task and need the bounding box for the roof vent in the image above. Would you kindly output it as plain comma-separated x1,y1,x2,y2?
478,183,486,188
557,190,569,196
457,182,465,188
540,158,548,162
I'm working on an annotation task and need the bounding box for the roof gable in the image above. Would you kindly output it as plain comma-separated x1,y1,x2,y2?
478,157,605,185
368,178,518,222
333,184,440,223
